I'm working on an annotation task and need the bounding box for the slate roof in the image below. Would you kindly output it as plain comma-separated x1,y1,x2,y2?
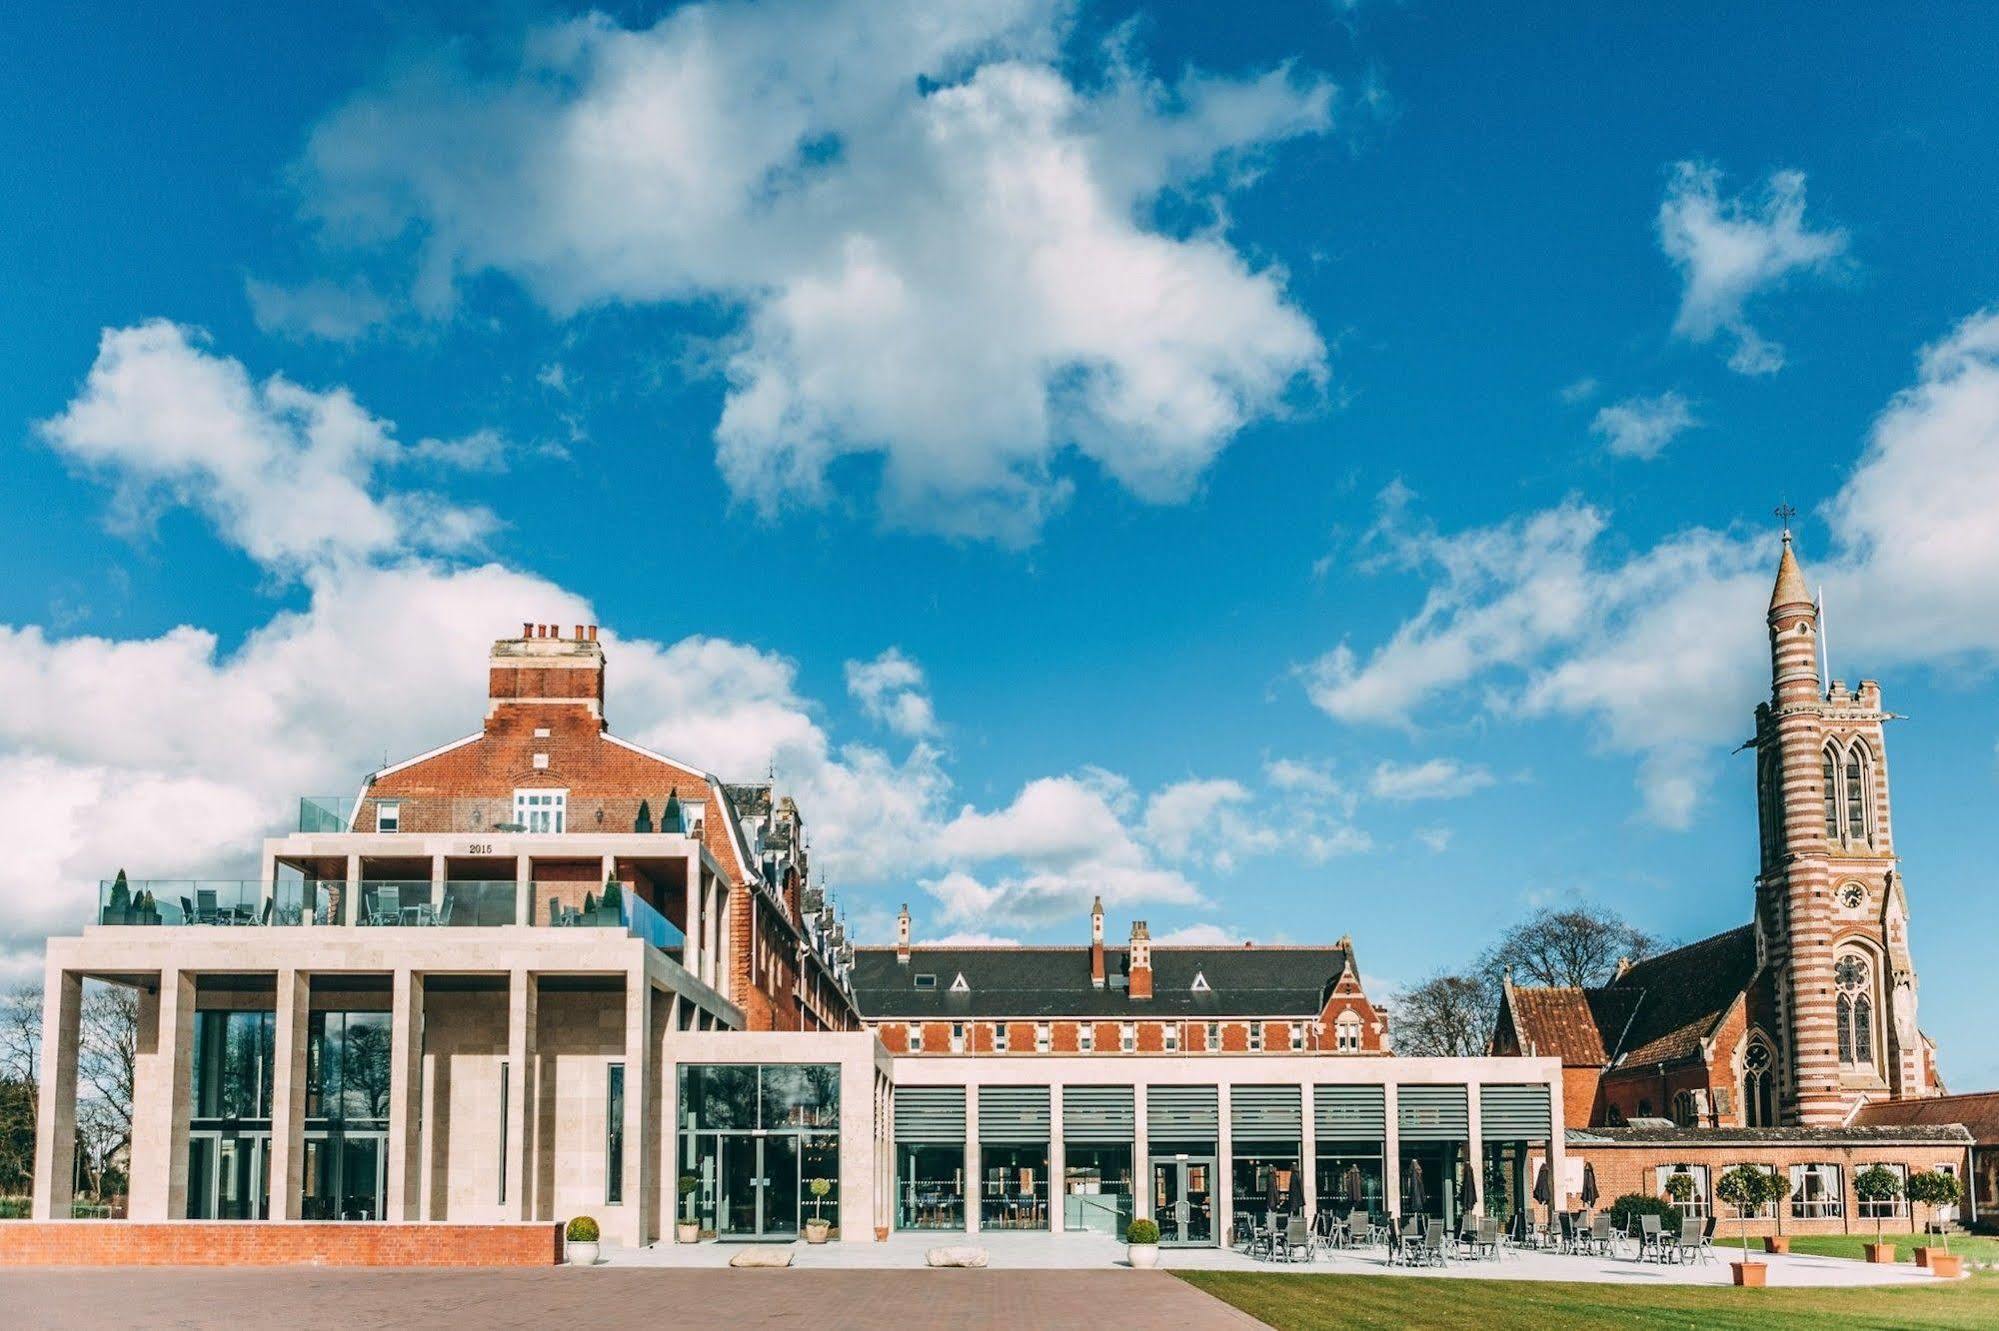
848,944,1353,1019
1569,1124,1973,1146
1856,1092,1999,1146
1602,924,1758,1066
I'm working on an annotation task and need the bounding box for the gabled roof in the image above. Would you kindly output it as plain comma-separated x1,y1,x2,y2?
1603,925,1757,1067
848,944,1354,1020
1505,986,1614,1064
1856,1092,1999,1145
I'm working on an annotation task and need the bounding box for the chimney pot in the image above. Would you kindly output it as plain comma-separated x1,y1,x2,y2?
522,622,534,638
574,624,584,641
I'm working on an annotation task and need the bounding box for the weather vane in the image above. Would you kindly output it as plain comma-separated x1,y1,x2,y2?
1774,502,1796,539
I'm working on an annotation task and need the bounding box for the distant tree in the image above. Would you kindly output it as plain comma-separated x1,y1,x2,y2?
76,985,138,1197
1905,1171,1963,1253
0,985,41,1195
1480,905,1656,990
1394,972,1494,1057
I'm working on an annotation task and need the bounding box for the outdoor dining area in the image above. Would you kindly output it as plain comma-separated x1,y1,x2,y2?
1228,1159,1719,1268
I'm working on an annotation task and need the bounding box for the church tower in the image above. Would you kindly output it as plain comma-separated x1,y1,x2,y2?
1753,533,1926,1125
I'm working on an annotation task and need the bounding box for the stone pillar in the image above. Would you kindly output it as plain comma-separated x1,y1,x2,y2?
1132,1084,1151,1222
705,878,723,992
128,970,195,1220
682,856,703,981
1048,1083,1065,1233
964,1087,980,1236
1382,1082,1401,1217
662,1007,686,1239
430,855,447,918
29,968,81,1219
385,969,425,1220
622,969,649,1245
505,969,538,1219
1215,1083,1233,1241
1545,1076,1567,1226
1301,1080,1319,1220
516,853,533,926
266,969,310,1220
1464,1080,1483,1221
343,855,362,926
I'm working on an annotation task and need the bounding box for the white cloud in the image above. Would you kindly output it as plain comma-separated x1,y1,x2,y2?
35,320,495,573
1413,826,1452,853
845,647,938,738
1152,922,1242,946
1658,161,1847,375
1141,778,1280,872
1306,307,1999,827
1366,758,1494,802
245,276,391,342
1589,391,1697,461
299,0,1332,543
407,428,511,472
1558,377,1599,404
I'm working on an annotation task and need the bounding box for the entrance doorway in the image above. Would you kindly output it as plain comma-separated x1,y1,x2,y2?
718,1133,799,1239
1150,1156,1216,1247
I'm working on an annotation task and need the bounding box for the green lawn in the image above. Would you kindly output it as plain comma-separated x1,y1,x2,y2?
1778,1231,1999,1266
1178,1269,1999,1331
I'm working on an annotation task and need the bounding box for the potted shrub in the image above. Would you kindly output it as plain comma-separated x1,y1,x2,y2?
1905,1170,1964,1277
106,871,131,925
804,1177,833,1243
1125,1217,1161,1269
599,877,623,924
677,1175,701,1244
566,1215,601,1266
1853,1165,1902,1263
1716,1164,1784,1287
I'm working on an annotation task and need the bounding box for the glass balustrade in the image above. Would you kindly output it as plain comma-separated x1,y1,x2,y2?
97,880,268,926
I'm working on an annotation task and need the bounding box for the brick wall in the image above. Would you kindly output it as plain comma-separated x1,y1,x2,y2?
0,1221,562,1267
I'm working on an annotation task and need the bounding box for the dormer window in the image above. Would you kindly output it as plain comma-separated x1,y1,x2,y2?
1190,971,1210,993
376,801,400,834
950,973,969,993
913,973,937,990
1335,1014,1362,1053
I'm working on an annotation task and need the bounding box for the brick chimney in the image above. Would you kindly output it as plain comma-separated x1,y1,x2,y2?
489,623,606,726
1128,920,1153,1000
1089,896,1105,988
896,903,911,965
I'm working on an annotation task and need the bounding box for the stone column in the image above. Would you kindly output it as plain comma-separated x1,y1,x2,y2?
662,1006,685,1240
1132,1084,1151,1222
385,968,426,1220
1545,1076,1567,1226
1464,1081,1483,1222
1215,1082,1233,1241
430,854,447,918
505,969,538,1219
1048,1083,1065,1233
29,968,81,1219
343,855,362,926
128,970,195,1220
705,877,723,992
266,969,310,1220
1301,1080,1319,1220
1382,1082,1401,1217
964,1087,980,1236
622,968,650,1245
682,855,703,981
516,853,533,925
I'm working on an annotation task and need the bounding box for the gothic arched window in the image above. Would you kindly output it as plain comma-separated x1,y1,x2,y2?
1835,953,1877,1070
1822,749,1841,839
1671,1090,1698,1127
1845,746,1870,843
1742,1039,1776,1127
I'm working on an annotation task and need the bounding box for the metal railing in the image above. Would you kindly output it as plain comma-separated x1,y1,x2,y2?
97,880,275,927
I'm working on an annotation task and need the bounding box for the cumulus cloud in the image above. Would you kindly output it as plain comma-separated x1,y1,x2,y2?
1589,390,1697,461
298,0,1332,543
35,320,495,573
845,647,938,738
1366,758,1494,802
245,276,391,343
1306,307,1999,826
1658,161,1847,375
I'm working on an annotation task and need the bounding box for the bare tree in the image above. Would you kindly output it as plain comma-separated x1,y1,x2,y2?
76,985,138,1197
0,985,40,1196
1479,905,1655,990
1394,972,1495,1057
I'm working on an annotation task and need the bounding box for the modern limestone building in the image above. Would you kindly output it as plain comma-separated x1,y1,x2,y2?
1492,536,1977,1234
26,623,1570,1260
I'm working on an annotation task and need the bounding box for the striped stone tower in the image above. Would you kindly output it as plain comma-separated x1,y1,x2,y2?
1753,532,1923,1125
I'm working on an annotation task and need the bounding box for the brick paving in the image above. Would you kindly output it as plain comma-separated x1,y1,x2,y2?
0,1267,1271,1331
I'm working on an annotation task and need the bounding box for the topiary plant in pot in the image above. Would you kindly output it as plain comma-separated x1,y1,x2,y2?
1125,1217,1161,1269
1853,1165,1902,1263
677,1175,701,1244
804,1178,834,1243
1716,1164,1784,1287
1905,1170,1964,1276
566,1215,601,1266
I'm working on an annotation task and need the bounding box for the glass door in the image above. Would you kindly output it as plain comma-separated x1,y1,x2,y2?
1151,1157,1217,1247
721,1135,760,1236
718,1133,801,1238
759,1134,799,1237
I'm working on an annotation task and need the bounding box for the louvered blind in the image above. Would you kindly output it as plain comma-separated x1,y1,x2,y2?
1478,1083,1552,1139
1313,1084,1386,1138
1229,1085,1302,1141
1062,1085,1135,1143
1397,1084,1469,1141
978,1085,1051,1144
893,1086,966,1143
1146,1084,1219,1137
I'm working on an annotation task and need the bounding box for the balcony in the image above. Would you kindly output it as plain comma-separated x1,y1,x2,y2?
97,880,280,927
357,880,519,926
297,796,355,833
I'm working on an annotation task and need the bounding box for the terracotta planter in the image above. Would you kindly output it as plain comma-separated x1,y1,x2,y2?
1731,1261,1767,1287
1928,1253,1963,1278
1865,1242,1896,1264
804,1219,831,1245
874,1226,890,1242
1913,1246,1931,1268
1762,1235,1790,1254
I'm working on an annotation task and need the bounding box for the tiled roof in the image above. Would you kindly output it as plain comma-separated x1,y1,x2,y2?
1856,1092,1999,1145
1602,924,1758,1067
1569,1124,1973,1146
848,944,1352,1019
1506,987,1610,1064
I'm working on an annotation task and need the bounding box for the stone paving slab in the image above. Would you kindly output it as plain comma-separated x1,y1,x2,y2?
0,1267,1268,1331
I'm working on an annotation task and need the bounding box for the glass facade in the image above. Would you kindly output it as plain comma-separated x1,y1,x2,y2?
895,1143,966,1230
979,1144,1049,1230
185,1009,274,1219
1231,1144,1301,1226
1397,1142,1466,1226
301,1010,392,1221
1062,1144,1134,1236
1315,1141,1385,1217
677,1064,839,1239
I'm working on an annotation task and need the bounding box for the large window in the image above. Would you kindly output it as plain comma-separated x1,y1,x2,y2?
1232,1146,1300,1225
1063,1145,1134,1236
1741,1038,1776,1127
1790,1163,1844,1218
1822,751,1840,838
186,1009,276,1220
606,1064,625,1205
1316,1143,1384,1216
980,1144,1050,1230
301,1010,392,1222
896,1144,964,1229
1859,1163,1908,1219
1724,1163,1782,1217
1836,952,1877,1069
1654,1163,1709,1218
678,1064,840,1238
514,788,566,833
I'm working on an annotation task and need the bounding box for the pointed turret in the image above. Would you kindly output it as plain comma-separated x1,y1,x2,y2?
1770,531,1811,612
1767,534,1821,707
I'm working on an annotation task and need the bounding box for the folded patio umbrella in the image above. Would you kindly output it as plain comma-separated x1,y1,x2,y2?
1403,1159,1427,1215
1580,1161,1601,1212
1458,1161,1477,1213
1531,1161,1552,1206
1288,1170,1305,1216
1344,1163,1366,1210
1266,1171,1285,1216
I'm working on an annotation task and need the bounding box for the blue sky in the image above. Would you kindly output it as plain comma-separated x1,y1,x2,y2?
3,2,1996,1085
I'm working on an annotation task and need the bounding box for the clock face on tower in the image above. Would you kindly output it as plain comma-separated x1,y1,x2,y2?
1839,882,1867,912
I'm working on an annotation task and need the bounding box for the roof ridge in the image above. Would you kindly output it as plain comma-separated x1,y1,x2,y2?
1615,921,1754,981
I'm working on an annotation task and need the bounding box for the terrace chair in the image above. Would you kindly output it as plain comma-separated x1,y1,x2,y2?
195,888,219,924
1699,1214,1717,1262
1558,1211,1580,1253
1473,1217,1501,1261
1279,1215,1314,1263
1676,1222,1710,1265
1420,1227,1448,1266
1232,1213,1255,1253
1637,1214,1664,1262
179,895,196,925
1589,1212,1616,1257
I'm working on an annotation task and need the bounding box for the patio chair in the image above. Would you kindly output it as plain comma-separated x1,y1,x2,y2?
1231,1212,1255,1253
1557,1211,1578,1253
1475,1217,1501,1260
1674,1223,1709,1265
195,888,219,924
1588,1212,1616,1257
179,895,196,925
1421,1227,1448,1266
1279,1215,1314,1263
1637,1214,1664,1262
1699,1214,1717,1261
